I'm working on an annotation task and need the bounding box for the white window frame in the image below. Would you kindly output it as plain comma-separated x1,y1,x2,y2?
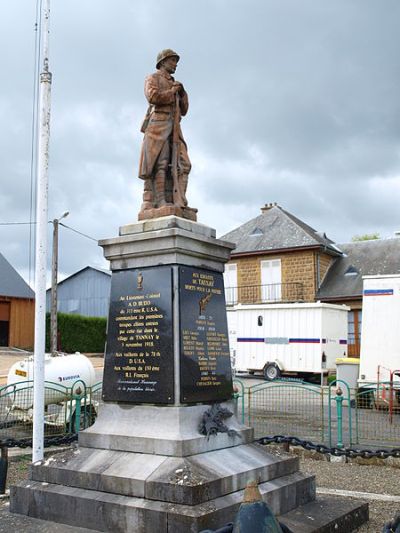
224,263,237,305
260,259,282,302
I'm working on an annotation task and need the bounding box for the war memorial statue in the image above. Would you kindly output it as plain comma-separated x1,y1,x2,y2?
138,49,197,221
9,49,368,533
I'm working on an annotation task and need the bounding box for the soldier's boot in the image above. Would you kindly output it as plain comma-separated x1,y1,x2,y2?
140,179,153,211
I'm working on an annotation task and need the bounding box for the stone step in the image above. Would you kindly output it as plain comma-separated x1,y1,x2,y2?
10,471,315,532
279,495,369,532
0,508,98,533
31,444,300,505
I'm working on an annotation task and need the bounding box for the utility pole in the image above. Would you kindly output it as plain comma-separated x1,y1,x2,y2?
33,0,52,464
50,211,69,356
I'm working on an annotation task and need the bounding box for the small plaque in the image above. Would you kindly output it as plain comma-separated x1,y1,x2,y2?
179,266,233,403
102,266,174,403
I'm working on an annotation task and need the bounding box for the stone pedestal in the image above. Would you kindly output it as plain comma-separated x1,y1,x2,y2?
10,217,368,532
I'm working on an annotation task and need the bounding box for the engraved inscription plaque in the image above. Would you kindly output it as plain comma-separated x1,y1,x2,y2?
179,266,233,403
102,266,174,403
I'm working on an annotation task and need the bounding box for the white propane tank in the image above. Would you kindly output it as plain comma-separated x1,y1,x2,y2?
7,352,96,410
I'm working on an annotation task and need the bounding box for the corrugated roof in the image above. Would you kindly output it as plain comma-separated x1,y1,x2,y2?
0,253,34,299
318,238,400,300
221,205,341,255
48,266,111,291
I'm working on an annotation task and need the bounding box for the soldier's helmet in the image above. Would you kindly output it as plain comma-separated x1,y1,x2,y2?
156,49,180,69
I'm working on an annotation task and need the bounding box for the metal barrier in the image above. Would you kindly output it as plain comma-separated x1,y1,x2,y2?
354,382,400,447
328,380,353,448
225,282,304,306
0,379,102,443
2,377,400,451
232,378,245,424
246,381,325,442
234,379,400,450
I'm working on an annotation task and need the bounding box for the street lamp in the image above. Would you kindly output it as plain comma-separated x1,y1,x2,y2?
50,210,69,355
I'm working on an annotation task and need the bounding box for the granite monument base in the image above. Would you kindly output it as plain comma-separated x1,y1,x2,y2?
10,217,368,531
10,420,367,532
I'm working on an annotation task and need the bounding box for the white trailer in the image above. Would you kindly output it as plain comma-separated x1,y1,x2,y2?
359,275,400,386
227,303,349,380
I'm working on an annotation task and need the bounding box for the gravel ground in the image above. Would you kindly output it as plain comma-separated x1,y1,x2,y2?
299,455,400,532
2,447,400,532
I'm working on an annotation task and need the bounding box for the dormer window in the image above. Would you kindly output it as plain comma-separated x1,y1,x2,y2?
250,227,263,237
345,265,358,276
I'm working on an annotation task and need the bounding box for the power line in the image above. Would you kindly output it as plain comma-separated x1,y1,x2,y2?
0,221,98,242
59,222,98,242
0,222,36,226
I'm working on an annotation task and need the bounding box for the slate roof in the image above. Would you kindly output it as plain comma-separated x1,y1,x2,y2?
221,205,342,256
317,238,400,300
0,253,35,299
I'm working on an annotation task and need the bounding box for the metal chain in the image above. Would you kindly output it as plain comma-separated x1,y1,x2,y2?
257,435,400,459
0,433,78,449
2,432,400,460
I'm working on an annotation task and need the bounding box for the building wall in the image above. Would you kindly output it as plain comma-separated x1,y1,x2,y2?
281,251,316,302
229,249,321,302
0,296,35,349
236,256,262,287
47,269,111,318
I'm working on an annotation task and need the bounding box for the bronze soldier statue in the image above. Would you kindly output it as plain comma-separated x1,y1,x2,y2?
138,49,196,221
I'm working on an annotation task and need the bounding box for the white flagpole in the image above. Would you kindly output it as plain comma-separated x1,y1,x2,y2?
32,0,52,464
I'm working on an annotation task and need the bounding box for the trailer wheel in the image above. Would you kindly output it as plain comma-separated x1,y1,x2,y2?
263,363,281,381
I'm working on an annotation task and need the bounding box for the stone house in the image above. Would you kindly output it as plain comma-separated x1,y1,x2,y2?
221,203,342,306
221,204,400,357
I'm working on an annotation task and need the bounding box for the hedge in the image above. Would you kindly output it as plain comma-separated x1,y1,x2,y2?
46,312,107,353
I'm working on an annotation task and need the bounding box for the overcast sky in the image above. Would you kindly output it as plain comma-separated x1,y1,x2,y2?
1,0,400,286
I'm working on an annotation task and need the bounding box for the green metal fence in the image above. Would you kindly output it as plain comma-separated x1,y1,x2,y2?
244,380,325,442
0,380,102,442
233,378,400,449
2,378,400,450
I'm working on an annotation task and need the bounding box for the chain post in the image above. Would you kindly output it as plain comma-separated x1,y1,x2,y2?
335,386,344,449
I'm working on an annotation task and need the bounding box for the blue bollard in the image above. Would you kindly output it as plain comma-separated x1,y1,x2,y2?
200,481,293,533
232,480,284,533
200,525,233,533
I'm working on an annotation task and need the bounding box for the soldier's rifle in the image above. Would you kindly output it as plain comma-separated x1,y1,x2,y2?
171,92,185,206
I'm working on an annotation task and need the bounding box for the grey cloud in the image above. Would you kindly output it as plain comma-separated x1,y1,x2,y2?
1,0,400,281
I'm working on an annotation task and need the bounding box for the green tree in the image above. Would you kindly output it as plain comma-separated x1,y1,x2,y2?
351,232,380,242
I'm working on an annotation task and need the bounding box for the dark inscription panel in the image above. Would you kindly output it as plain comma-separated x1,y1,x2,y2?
179,266,233,403
102,266,174,403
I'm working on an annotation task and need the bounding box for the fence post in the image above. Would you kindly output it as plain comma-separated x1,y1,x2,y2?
74,395,81,434
335,387,344,449
247,387,252,427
